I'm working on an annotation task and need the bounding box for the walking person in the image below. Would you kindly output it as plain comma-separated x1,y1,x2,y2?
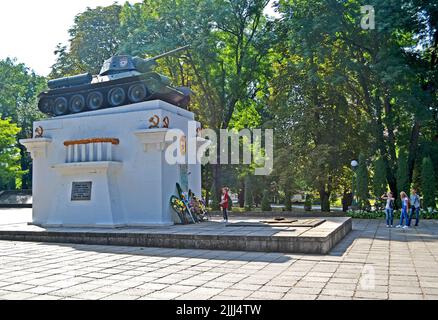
381,191,395,228
220,187,230,223
408,188,421,227
396,191,410,229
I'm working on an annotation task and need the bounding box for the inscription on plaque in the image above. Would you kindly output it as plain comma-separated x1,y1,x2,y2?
71,181,92,201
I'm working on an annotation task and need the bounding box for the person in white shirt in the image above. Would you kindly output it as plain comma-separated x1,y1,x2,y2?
381,191,395,228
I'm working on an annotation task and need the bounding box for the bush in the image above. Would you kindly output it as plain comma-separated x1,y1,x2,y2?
347,209,438,219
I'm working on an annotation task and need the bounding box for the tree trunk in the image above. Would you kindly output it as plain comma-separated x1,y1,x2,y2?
407,120,421,184
238,180,245,208
375,103,397,195
319,188,331,212
19,145,30,190
211,163,221,205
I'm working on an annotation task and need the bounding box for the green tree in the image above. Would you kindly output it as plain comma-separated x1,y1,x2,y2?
412,163,422,192
0,117,23,189
304,194,312,211
421,157,436,209
261,189,272,211
0,58,45,189
356,154,369,210
273,0,437,202
284,189,292,211
244,176,253,210
396,152,410,199
372,157,387,208
271,0,370,211
210,183,220,210
119,0,273,205
51,4,123,77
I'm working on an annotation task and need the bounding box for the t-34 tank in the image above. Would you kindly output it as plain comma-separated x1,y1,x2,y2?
38,45,192,116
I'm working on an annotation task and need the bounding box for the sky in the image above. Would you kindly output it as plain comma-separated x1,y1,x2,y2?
0,0,277,77
0,0,143,76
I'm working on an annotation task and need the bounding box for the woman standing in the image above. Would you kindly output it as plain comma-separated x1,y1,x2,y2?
220,187,230,223
381,192,395,228
396,191,410,229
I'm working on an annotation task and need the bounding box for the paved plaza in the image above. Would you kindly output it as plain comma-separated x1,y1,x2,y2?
0,216,437,300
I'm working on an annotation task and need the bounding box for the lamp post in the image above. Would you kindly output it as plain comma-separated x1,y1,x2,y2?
351,160,359,207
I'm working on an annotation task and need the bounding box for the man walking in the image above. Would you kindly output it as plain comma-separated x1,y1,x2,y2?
408,188,421,227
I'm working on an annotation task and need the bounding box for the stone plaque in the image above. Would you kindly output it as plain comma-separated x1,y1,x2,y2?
71,181,92,201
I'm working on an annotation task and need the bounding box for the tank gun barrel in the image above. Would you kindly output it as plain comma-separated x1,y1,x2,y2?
133,45,190,72
147,45,190,61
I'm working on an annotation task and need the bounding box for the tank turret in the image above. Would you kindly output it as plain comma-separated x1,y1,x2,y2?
38,45,192,116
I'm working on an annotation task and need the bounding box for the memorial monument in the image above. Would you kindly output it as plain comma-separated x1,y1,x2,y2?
20,47,202,228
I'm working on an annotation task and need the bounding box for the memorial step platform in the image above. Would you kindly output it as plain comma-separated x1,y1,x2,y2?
0,216,351,254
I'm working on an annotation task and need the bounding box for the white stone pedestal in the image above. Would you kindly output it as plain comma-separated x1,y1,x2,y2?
20,100,201,227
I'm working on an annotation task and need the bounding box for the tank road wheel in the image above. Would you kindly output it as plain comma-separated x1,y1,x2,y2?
128,84,148,103
87,91,104,110
108,87,126,107
38,98,54,114
69,94,86,113
53,97,69,116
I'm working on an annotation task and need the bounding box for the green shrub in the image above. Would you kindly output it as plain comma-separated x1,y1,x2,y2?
347,209,438,219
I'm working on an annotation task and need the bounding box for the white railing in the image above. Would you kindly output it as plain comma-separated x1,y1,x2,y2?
64,138,119,163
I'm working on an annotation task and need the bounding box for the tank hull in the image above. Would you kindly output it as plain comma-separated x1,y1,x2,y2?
38,72,191,117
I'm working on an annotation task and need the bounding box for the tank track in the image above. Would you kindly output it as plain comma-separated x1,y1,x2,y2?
38,74,191,117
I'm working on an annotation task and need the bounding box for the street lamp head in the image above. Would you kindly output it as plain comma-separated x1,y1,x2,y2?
351,160,358,168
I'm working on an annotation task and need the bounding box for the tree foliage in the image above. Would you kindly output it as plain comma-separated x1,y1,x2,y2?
356,154,369,210
261,189,272,211
421,156,436,209
0,58,45,189
373,157,388,198
396,152,410,197
51,4,123,77
244,175,253,210
0,117,23,189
